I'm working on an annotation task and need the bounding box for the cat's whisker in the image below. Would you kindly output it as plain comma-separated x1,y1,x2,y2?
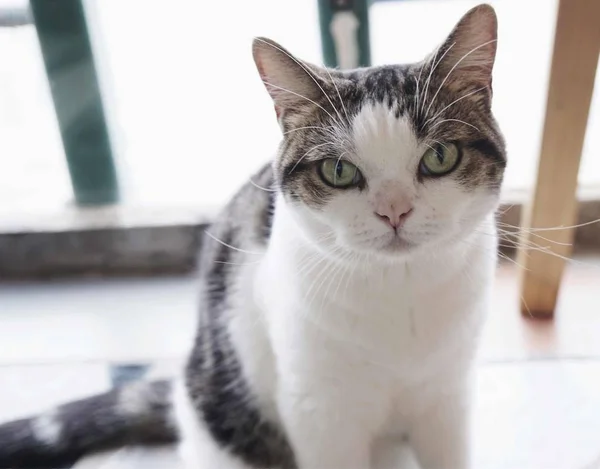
420,42,456,119
472,226,600,272
319,253,349,316
327,250,359,318
294,242,337,279
494,235,553,255
521,295,534,318
495,226,572,247
323,66,351,125
344,252,362,299
428,139,451,153
309,246,348,291
296,241,339,280
423,142,439,155
423,86,488,128
249,178,279,192
497,217,600,233
459,236,530,271
509,243,594,269
331,253,358,332
255,38,345,126
424,39,496,119
497,204,514,215
333,151,351,186
295,260,326,308
204,230,263,255
288,141,337,174
315,230,337,242
333,252,354,303
413,60,427,120
474,227,553,250
283,126,336,136
295,252,323,279
428,118,480,132
303,253,340,316
497,252,529,271
261,80,338,123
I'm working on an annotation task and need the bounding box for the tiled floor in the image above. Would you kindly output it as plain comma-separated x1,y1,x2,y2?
1,259,600,468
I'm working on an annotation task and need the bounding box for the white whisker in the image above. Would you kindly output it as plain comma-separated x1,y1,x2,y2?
472,225,600,273
424,39,496,119
249,178,278,192
204,230,263,255
429,139,451,152
423,142,439,155
333,151,350,186
496,225,572,247
288,141,337,174
255,38,344,125
423,86,487,127
428,118,480,132
420,42,456,119
497,204,514,216
509,218,600,233
283,126,336,136
414,63,425,119
261,80,337,122
323,66,350,124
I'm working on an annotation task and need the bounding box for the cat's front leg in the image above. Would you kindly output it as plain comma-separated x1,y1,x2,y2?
277,378,374,469
409,386,471,469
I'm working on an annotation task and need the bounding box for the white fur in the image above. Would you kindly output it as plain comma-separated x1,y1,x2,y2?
119,382,151,416
176,103,499,469
32,410,62,446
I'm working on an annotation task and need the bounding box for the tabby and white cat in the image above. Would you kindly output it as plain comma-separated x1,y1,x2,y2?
0,4,505,468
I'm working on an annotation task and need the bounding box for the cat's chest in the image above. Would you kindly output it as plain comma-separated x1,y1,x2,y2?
260,252,487,369
319,273,479,360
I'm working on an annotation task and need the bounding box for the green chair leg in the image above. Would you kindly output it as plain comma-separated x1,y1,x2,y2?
30,0,119,205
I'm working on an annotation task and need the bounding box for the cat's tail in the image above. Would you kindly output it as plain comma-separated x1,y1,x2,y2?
0,379,178,468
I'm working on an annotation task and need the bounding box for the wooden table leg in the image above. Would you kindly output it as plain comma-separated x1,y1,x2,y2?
517,0,600,318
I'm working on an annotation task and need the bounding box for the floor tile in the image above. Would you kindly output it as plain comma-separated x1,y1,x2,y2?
474,361,600,469
479,261,600,363
0,276,198,364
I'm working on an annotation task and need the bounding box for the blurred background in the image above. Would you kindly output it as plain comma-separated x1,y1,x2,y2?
0,0,599,467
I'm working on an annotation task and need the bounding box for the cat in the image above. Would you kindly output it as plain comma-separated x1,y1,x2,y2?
0,4,505,468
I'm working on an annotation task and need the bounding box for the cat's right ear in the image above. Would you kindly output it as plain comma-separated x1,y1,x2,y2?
252,38,324,119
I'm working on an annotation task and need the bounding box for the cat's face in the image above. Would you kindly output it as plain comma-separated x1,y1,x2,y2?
254,4,505,260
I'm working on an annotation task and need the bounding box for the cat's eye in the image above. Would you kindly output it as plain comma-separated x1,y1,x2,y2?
419,143,461,177
319,159,363,188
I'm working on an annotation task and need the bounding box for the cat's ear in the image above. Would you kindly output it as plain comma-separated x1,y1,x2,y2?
433,4,497,88
252,37,325,118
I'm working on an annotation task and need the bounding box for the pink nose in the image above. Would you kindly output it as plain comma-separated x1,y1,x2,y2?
375,204,413,229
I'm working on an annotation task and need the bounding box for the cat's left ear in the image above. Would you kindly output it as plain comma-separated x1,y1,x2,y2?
252,37,327,120
433,4,498,89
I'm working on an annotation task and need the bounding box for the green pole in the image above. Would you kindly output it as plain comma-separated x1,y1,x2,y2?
318,0,371,68
30,0,119,205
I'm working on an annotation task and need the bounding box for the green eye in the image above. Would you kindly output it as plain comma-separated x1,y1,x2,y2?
420,143,461,176
319,159,363,188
